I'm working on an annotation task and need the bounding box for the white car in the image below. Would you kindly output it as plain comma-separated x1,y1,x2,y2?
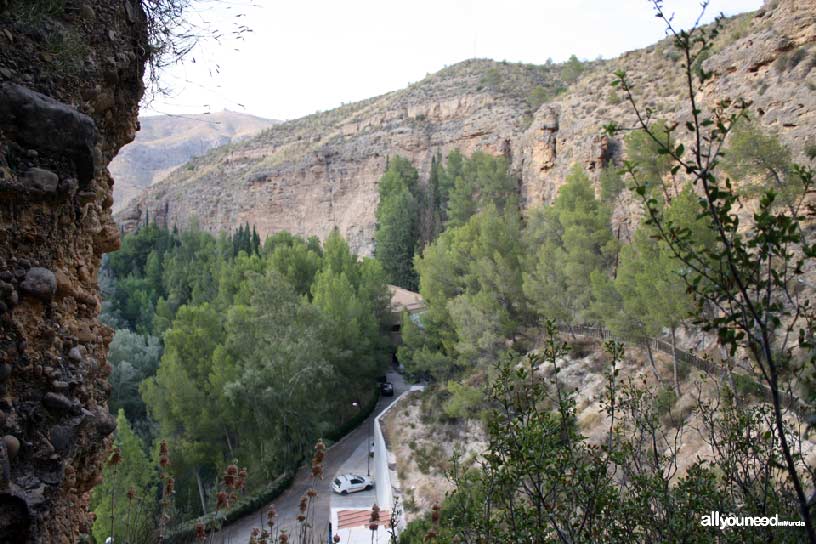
332,473,373,495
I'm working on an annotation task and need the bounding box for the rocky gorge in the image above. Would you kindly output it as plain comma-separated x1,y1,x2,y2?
0,0,813,542
109,110,278,213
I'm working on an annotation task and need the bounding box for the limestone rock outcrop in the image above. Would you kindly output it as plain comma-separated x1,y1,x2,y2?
118,60,568,255
109,111,280,212
517,0,815,214
0,2,148,542
118,0,815,257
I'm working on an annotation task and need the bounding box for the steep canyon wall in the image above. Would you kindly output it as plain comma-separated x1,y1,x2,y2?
119,0,815,256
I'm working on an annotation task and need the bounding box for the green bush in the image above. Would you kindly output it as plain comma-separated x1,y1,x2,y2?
774,47,808,73
324,386,380,442
692,48,711,80
560,55,585,84
527,85,551,111
732,372,764,400
419,386,452,424
655,387,677,416
412,442,447,475
480,67,501,88
442,381,484,420
806,142,816,162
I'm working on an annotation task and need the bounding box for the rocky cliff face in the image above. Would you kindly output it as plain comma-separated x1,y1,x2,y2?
0,2,147,542
117,60,574,253
109,111,279,212
518,0,815,237
118,0,815,257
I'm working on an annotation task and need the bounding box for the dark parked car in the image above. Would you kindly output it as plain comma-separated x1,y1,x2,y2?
380,382,394,396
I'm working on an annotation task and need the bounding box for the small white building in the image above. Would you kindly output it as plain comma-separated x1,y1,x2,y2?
387,285,425,345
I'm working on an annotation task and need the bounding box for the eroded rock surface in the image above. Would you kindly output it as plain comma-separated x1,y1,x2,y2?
118,59,570,255
118,0,815,256
109,111,280,213
0,2,147,542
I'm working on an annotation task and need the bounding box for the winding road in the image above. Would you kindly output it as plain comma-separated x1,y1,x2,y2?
215,371,407,544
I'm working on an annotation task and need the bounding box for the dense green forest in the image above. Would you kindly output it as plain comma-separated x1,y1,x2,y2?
92,223,391,539
375,151,517,291
94,108,807,541
378,112,802,413
393,148,710,390
93,40,812,542
390,17,815,542
394,135,812,537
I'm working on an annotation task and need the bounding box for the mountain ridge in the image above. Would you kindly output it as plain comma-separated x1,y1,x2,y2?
116,0,815,255
109,110,279,211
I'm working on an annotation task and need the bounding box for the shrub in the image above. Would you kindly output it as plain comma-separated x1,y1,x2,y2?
527,85,551,111
480,67,501,89
560,54,585,84
732,372,764,400
789,47,808,70
806,142,816,161
655,387,677,416
442,381,484,420
692,48,711,80
419,386,452,424
606,90,622,105
773,47,807,73
663,48,681,62
412,442,447,475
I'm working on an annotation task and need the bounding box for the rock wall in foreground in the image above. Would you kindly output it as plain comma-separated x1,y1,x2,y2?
0,2,147,541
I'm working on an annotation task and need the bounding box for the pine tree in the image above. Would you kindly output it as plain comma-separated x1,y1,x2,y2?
90,410,158,544
376,186,419,289
251,225,261,255
524,165,616,325
374,156,420,289
446,152,517,227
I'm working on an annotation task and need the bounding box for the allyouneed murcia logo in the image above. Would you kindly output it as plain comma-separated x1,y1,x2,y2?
701,511,805,530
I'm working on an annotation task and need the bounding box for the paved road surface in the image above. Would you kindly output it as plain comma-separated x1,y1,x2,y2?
330,439,378,510
216,371,407,544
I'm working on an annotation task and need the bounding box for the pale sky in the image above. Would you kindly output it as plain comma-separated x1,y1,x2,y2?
142,0,763,120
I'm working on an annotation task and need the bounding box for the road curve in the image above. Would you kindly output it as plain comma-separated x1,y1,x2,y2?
216,372,407,544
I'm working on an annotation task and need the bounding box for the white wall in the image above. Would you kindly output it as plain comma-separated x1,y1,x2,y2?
373,386,424,532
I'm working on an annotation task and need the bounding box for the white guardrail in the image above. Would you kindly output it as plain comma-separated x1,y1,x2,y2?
373,385,425,534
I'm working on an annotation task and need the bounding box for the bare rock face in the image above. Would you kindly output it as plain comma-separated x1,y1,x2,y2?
0,82,99,184
119,0,815,257
518,0,816,219
0,2,147,542
109,111,280,212
118,60,569,255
